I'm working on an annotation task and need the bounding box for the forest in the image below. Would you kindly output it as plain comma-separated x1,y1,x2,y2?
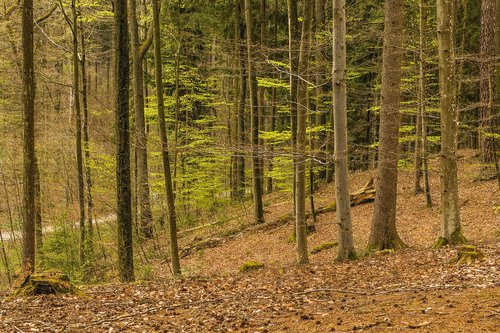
0,0,498,331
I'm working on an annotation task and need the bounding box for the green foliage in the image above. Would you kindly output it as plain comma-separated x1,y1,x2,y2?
398,158,413,170
257,77,289,89
39,220,82,283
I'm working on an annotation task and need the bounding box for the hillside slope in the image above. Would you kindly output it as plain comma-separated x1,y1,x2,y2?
0,151,499,332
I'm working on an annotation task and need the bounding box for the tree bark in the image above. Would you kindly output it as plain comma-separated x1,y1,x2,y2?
479,0,496,169
333,0,356,261
21,0,36,273
80,19,94,257
367,0,406,251
70,0,87,266
152,0,181,275
114,0,134,282
418,0,433,207
295,0,313,264
436,0,466,245
288,0,299,211
244,0,265,224
129,0,153,239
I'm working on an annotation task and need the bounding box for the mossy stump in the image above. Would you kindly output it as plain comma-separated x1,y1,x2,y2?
12,269,83,297
239,261,264,273
455,245,484,265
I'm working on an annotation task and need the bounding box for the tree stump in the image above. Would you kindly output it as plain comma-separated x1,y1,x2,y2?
12,269,83,296
455,245,484,265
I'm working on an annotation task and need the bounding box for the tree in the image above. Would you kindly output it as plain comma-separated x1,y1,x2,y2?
80,17,94,256
479,0,496,173
152,0,181,275
294,0,312,264
367,0,406,251
415,0,433,207
114,0,134,282
244,0,265,224
435,0,466,246
333,0,355,261
21,0,36,273
70,0,87,266
129,0,154,239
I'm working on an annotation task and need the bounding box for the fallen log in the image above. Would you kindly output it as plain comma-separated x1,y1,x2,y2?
179,179,375,258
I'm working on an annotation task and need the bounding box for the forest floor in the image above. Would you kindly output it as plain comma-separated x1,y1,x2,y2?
0,150,499,332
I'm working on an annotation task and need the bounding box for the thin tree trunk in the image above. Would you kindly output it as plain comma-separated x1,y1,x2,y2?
418,0,433,207
333,0,356,261
295,0,312,264
21,0,36,273
244,0,265,224
288,0,299,212
129,0,153,238
367,0,406,251
69,0,87,265
315,0,329,182
436,0,466,246
479,0,496,170
80,20,94,255
152,0,181,275
114,0,134,282
34,157,42,251
230,0,240,199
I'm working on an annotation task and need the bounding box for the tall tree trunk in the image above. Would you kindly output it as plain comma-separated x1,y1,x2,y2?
237,7,246,200
244,0,265,224
436,0,466,246
288,0,299,211
479,0,496,171
333,0,356,261
70,0,86,266
315,0,327,182
267,0,279,194
496,0,500,112
418,0,433,207
22,0,36,273
231,0,242,200
259,0,266,194
129,0,153,238
152,0,181,275
80,20,94,256
114,0,134,282
367,0,406,251
295,0,312,264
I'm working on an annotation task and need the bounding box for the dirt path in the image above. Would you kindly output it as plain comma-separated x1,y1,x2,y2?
0,214,116,242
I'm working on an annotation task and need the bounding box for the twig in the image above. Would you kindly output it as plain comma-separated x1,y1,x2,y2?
12,325,25,333
408,320,431,329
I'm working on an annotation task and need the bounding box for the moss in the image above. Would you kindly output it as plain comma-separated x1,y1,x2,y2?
365,237,406,254
288,229,296,243
449,228,467,245
12,269,83,297
455,245,484,265
434,229,467,248
433,236,449,248
374,249,394,255
239,261,264,273
311,242,339,254
335,249,358,261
